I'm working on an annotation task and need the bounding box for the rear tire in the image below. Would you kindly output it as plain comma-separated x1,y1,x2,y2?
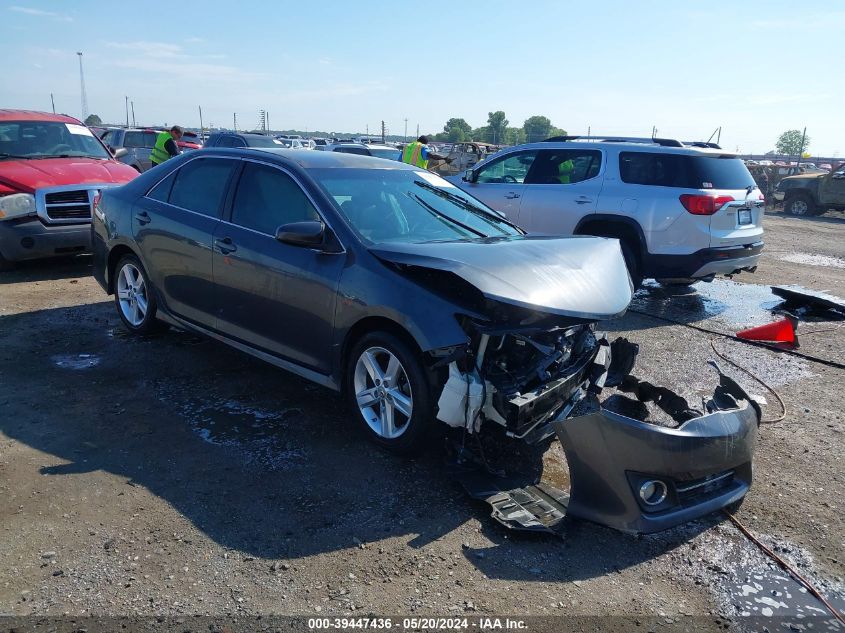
785,192,816,216
345,331,435,454
113,254,168,335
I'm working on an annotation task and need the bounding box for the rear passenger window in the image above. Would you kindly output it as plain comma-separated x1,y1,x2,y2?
168,158,234,217
619,152,755,189
231,163,319,235
525,150,602,184
146,171,176,202
124,131,144,147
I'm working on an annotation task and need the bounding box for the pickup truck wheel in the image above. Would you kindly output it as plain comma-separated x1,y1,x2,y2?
785,192,816,216
114,254,167,335
346,331,434,454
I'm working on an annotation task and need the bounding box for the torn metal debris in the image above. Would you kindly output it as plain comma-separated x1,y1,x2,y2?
772,284,845,319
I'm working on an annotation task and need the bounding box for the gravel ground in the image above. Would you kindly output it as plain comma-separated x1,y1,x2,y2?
0,211,843,631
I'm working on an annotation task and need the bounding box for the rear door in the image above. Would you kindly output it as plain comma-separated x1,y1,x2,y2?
516,148,603,235
134,156,237,328
458,149,538,221
819,168,845,207
212,160,344,373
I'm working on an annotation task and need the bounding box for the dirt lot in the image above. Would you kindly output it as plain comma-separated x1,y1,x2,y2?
1,210,843,631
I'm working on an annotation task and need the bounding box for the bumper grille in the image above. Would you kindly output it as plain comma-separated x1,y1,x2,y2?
41,189,94,223
676,470,735,506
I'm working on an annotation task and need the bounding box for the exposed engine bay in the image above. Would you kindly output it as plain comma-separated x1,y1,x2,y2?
430,308,761,536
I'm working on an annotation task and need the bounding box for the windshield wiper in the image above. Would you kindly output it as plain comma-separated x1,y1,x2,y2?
407,192,486,238
0,153,32,159
412,179,523,232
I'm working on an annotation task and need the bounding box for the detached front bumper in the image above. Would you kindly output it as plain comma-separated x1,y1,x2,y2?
0,217,91,262
553,374,758,534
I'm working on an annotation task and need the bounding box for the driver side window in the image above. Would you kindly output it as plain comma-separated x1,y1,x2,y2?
475,151,537,184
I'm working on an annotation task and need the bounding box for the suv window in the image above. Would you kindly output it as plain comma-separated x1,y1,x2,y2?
143,132,158,148
168,158,235,217
334,146,370,156
619,152,756,189
475,150,538,184
231,162,319,235
124,131,145,148
525,149,602,184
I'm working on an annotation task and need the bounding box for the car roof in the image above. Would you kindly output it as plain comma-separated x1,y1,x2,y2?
240,147,418,170
512,140,736,157
0,109,84,124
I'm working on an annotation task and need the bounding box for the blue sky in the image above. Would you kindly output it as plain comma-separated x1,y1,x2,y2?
1,0,842,155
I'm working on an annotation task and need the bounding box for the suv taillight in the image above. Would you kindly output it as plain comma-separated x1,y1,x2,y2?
679,194,735,215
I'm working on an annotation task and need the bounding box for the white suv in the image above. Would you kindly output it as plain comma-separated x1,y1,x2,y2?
448,136,765,286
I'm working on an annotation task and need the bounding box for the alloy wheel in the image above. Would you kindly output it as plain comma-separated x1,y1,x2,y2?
789,199,809,215
353,346,414,439
116,262,148,326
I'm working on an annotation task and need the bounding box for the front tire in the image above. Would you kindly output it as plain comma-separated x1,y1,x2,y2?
113,254,167,335
785,192,816,216
345,331,435,454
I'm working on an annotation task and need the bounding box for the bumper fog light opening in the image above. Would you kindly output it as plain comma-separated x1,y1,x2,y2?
639,480,668,506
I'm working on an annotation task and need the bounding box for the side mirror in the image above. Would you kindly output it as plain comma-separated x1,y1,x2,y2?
112,147,129,159
463,168,476,183
275,220,325,248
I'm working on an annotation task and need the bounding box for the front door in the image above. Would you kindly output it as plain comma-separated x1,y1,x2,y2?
819,168,845,207
134,156,237,328
212,160,344,373
517,149,604,235
458,150,538,222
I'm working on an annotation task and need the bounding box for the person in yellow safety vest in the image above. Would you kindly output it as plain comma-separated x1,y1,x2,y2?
557,157,575,184
401,135,451,170
150,125,184,167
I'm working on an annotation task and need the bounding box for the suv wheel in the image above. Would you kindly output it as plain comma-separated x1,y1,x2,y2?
785,192,816,216
345,331,434,453
114,254,167,334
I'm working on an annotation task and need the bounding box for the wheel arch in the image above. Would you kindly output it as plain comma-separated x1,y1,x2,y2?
106,242,143,294
783,187,819,206
339,316,424,392
574,214,648,258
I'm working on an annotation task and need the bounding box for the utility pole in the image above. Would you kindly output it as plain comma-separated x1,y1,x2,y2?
651,125,657,139
403,118,408,142
198,106,204,137
50,93,55,114
797,126,807,167
125,96,129,128
267,111,270,134
131,101,136,127
76,52,88,121
233,112,237,131
381,120,386,143
416,123,419,138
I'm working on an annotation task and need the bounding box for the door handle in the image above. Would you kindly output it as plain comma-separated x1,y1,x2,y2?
575,196,593,204
134,211,151,224
214,237,237,255
504,192,521,199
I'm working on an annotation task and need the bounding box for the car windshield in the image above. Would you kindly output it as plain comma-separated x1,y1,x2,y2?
312,168,522,244
245,135,281,148
369,147,401,161
0,120,111,159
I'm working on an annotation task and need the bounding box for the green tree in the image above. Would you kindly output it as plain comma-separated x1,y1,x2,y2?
503,127,526,145
446,127,466,142
443,118,472,137
83,114,102,126
523,115,553,143
775,130,810,155
472,126,491,143
487,111,508,144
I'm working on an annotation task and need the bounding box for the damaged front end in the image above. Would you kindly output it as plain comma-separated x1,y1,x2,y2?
437,313,760,535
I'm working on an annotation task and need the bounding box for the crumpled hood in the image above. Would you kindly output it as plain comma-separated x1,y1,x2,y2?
371,235,634,320
0,157,138,193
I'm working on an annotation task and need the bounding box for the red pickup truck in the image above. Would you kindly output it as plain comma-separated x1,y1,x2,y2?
0,110,139,270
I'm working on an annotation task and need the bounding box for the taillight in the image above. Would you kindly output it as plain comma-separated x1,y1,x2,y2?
679,194,735,215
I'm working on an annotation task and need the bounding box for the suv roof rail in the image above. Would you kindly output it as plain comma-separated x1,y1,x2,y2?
542,135,684,148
